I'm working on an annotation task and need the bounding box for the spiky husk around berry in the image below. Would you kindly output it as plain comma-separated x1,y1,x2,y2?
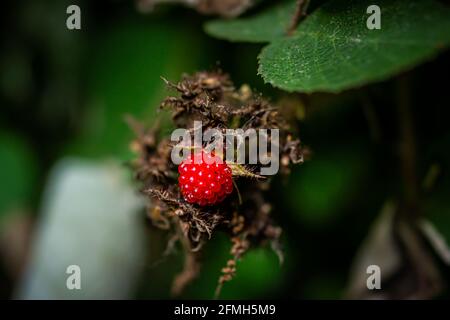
129,70,306,297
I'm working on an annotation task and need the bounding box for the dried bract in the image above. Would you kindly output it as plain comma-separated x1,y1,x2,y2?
130,70,305,296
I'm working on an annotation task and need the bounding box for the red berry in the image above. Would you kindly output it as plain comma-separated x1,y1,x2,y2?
178,151,233,206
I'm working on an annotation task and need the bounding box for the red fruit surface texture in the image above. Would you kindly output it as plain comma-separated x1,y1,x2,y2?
178,151,233,206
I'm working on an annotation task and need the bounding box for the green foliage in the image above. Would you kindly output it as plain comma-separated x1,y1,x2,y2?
68,18,208,159
4,0,450,300
220,247,283,299
181,234,284,299
286,146,368,226
206,0,450,92
0,132,37,222
205,1,295,43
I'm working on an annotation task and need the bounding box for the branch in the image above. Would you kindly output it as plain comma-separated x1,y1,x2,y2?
396,74,419,217
287,0,310,35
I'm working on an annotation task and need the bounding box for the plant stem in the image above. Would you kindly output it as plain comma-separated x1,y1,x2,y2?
361,90,381,143
287,0,310,35
396,74,419,218
171,223,201,296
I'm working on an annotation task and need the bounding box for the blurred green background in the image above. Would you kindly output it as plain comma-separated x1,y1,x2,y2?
1,0,449,299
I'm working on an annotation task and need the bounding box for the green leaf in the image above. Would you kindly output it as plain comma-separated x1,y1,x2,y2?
205,0,450,93
260,0,450,92
204,0,296,43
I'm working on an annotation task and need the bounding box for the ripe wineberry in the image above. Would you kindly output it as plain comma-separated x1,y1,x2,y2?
178,151,233,206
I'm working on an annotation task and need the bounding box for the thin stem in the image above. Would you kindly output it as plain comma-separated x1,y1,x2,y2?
360,91,381,143
391,76,442,299
171,223,201,296
232,180,243,205
396,74,419,217
287,0,310,35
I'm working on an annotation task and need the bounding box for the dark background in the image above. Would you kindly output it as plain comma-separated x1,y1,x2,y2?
1,0,449,299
